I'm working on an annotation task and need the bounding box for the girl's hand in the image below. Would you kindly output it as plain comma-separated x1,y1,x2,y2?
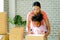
27,32,34,34
37,30,45,34
27,32,31,34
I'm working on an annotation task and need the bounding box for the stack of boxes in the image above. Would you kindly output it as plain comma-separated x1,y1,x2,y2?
0,12,8,40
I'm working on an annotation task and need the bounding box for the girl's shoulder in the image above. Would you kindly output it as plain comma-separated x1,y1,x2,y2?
39,25,45,28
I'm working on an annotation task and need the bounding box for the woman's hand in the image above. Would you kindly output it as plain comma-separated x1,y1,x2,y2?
45,32,49,37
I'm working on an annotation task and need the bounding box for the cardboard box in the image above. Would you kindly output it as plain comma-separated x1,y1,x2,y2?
0,12,7,34
0,34,8,40
9,27,24,40
58,31,60,40
25,34,46,40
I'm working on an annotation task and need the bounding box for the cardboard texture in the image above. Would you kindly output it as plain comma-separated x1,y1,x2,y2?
0,34,8,40
0,12,7,34
59,31,60,40
9,27,24,40
25,34,46,40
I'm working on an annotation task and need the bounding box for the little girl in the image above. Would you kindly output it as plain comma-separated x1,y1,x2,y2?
26,13,47,34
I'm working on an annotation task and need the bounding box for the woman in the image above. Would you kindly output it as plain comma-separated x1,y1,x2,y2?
26,1,50,37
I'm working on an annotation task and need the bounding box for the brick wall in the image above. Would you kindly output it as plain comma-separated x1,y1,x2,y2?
4,0,9,14
4,0,9,32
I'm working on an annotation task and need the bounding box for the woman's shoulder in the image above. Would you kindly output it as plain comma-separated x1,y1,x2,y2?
41,10,46,14
41,10,48,19
27,11,34,17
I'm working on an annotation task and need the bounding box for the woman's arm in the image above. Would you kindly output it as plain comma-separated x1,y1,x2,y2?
26,13,31,34
42,11,50,37
44,18,50,37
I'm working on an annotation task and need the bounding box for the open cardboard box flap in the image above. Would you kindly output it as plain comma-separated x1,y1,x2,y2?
25,34,46,40
26,34,45,36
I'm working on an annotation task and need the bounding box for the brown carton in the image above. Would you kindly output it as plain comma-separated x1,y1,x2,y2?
25,34,46,40
0,12,7,34
9,27,24,40
0,34,8,40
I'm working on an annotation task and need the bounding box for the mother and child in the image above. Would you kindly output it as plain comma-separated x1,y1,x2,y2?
26,1,50,37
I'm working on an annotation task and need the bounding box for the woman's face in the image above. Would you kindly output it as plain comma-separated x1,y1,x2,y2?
33,6,41,14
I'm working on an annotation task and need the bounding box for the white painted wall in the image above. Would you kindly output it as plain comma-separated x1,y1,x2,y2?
9,0,15,29
0,0,4,12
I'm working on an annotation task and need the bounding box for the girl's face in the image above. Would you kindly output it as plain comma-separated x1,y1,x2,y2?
34,21,41,27
33,6,41,14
